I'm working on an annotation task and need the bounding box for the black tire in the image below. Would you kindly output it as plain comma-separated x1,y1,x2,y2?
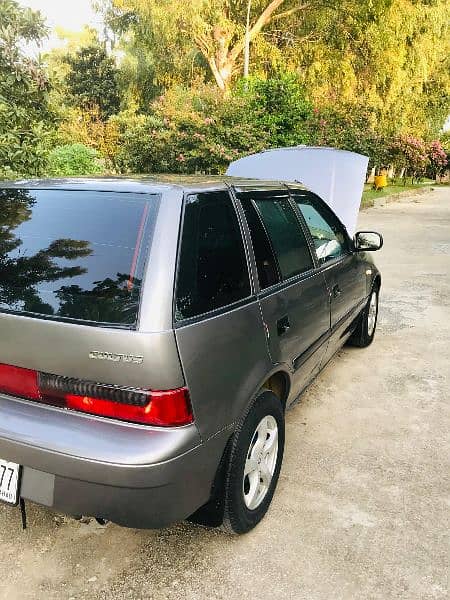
348,287,379,348
220,390,285,534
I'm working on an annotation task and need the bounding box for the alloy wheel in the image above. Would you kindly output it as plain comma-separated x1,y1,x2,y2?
242,415,279,510
367,291,378,336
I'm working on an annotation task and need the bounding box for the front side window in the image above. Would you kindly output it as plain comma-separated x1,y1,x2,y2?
0,189,158,326
252,195,313,280
175,191,250,320
293,192,348,264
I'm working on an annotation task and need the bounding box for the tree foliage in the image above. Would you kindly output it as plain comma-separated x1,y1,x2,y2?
113,74,314,174
236,74,313,146
64,44,120,119
105,0,312,92
295,0,450,139
101,0,449,136
2,0,448,179
0,0,53,177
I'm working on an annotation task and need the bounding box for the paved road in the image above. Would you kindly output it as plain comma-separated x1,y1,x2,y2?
0,187,449,600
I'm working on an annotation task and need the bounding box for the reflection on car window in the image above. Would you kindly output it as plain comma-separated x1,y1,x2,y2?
294,192,348,264
0,189,159,325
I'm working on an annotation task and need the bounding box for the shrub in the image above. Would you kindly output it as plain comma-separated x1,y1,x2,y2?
114,86,270,174
114,75,316,175
46,143,103,176
308,103,391,171
64,44,120,120
56,107,120,169
426,140,448,179
389,135,429,181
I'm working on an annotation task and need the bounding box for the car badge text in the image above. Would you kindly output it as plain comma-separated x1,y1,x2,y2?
89,351,144,364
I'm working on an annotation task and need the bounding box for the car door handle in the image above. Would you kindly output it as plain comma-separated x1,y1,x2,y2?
277,315,290,336
332,284,342,298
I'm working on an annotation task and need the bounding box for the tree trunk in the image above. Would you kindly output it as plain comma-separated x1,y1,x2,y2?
207,56,227,91
198,0,291,91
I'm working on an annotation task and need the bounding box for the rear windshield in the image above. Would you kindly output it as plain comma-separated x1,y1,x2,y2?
0,189,159,327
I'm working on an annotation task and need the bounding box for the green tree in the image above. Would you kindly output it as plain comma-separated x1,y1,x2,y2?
100,0,449,141
103,0,311,92
0,0,53,177
43,30,121,163
294,0,450,138
237,74,313,146
64,44,120,119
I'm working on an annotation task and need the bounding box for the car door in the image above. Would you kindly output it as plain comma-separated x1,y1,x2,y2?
173,189,273,439
289,188,366,355
234,186,331,400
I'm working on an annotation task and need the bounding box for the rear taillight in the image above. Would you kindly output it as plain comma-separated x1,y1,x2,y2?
0,363,193,427
0,364,40,399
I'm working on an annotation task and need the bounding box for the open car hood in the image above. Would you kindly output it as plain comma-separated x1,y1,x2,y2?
226,146,369,236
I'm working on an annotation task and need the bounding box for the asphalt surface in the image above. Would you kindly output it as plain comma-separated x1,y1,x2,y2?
0,187,449,600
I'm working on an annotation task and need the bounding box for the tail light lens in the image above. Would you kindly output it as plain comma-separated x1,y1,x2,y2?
0,364,40,400
0,363,193,427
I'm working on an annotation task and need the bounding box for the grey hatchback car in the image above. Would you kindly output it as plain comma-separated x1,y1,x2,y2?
0,176,382,533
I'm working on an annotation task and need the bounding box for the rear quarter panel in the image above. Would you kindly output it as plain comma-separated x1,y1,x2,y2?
175,301,274,440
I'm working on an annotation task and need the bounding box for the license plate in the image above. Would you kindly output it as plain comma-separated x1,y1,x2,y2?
0,459,20,505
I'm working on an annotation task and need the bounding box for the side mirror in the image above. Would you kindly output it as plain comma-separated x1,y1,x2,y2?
354,231,383,252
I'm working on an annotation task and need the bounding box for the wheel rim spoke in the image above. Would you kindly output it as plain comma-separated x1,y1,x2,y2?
244,458,258,476
256,417,268,443
263,427,278,454
259,463,271,488
245,471,260,509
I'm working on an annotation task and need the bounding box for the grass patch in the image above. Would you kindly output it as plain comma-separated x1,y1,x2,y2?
361,181,436,208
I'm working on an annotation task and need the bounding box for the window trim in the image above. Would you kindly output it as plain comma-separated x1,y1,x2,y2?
0,306,136,330
172,189,254,326
237,196,283,290
255,264,325,301
250,198,281,280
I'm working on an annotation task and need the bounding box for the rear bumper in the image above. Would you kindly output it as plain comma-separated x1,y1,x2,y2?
0,395,230,528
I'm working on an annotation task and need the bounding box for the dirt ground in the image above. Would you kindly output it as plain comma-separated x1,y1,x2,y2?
0,187,449,600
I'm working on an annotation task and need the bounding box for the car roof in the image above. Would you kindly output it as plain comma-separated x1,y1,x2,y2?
0,175,307,194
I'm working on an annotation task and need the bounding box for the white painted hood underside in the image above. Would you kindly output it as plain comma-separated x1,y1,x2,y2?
226,146,369,236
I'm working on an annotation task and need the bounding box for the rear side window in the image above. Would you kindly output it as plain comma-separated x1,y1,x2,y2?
175,191,250,320
253,196,313,280
0,189,159,326
293,191,348,264
240,198,280,290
